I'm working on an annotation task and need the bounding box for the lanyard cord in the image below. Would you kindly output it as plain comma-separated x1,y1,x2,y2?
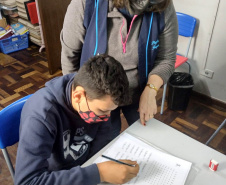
145,12,154,79
94,0,99,55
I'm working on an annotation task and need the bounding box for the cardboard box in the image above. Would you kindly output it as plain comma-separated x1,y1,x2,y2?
0,18,7,29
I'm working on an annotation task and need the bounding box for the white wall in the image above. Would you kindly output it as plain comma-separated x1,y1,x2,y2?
173,0,226,103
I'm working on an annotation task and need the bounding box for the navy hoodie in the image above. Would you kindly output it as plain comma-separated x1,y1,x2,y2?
14,73,112,185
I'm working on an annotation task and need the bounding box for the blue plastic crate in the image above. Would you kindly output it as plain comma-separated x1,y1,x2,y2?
0,32,29,54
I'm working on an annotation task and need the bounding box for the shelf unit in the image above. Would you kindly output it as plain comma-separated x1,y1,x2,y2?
0,2,45,53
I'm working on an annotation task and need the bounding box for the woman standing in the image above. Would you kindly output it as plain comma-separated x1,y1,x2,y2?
61,0,178,138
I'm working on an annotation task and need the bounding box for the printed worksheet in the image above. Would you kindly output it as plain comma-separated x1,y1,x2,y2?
94,133,192,185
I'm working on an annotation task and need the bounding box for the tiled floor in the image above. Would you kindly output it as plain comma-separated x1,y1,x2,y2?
0,44,226,185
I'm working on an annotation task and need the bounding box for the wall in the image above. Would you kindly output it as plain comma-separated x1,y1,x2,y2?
173,0,226,103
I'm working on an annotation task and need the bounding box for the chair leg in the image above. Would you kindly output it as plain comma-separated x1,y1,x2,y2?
2,148,15,181
206,119,226,145
160,83,167,115
186,61,191,74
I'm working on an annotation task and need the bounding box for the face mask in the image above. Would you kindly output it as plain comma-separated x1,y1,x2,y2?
78,97,110,124
128,0,166,15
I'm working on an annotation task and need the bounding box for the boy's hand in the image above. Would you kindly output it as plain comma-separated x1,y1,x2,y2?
97,160,139,184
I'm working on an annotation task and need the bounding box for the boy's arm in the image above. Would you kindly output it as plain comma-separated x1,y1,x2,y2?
14,116,100,185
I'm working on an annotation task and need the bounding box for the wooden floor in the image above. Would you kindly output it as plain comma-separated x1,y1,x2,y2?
0,44,226,184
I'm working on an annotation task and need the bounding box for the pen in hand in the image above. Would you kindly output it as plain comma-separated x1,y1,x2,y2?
101,155,136,167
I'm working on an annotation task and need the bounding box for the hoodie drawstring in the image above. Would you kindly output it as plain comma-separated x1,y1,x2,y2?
120,15,138,53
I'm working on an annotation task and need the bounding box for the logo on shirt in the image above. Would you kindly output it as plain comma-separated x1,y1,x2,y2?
151,40,159,50
63,130,93,160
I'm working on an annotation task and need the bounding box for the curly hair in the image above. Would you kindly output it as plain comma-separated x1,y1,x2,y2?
113,0,171,13
73,55,130,106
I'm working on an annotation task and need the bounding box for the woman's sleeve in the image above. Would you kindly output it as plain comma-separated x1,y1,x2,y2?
148,1,178,84
60,0,86,75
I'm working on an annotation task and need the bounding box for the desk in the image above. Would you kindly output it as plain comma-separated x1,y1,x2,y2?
83,119,226,185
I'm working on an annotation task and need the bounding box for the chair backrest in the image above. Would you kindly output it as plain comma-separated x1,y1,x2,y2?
0,94,32,149
0,94,32,181
176,12,197,57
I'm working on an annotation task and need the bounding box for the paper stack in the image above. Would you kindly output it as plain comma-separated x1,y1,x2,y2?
11,22,28,35
16,0,29,20
18,18,41,46
14,0,42,46
0,0,17,8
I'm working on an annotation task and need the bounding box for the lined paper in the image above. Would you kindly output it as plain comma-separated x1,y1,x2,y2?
94,133,192,185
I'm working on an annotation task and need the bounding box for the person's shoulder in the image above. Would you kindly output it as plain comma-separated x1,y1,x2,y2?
23,88,55,112
163,1,176,23
45,73,75,87
68,0,86,13
21,88,62,129
71,0,86,6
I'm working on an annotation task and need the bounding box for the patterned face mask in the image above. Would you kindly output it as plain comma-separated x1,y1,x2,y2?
78,97,110,124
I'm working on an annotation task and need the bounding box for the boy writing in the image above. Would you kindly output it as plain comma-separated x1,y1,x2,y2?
15,55,139,185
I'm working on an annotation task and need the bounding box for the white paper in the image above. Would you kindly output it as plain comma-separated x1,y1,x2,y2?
94,133,192,185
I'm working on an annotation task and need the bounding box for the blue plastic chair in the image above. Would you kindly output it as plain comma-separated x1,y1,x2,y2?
0,94,32,181
160,12,197,114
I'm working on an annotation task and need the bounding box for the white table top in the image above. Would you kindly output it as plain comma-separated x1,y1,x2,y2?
83,119,226,185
